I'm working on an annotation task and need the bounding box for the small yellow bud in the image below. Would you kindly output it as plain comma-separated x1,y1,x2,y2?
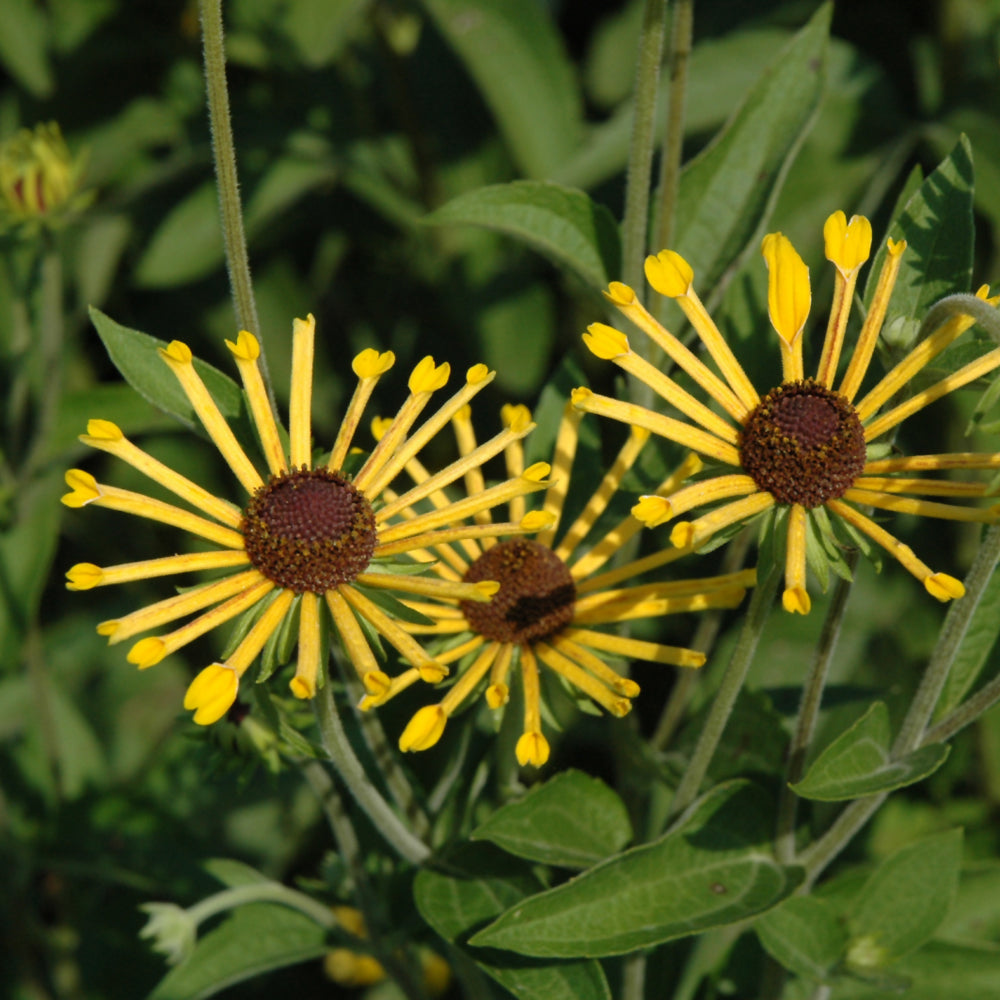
645,250,694,298
523,462,551,483
515,730,550,767
582,323,630,360
61,469,100,507
183,664,239,725
603,281,637,306
362,669,391,697
823,210,872,275
225,330,260,361
925,573,965,602
466,363,492,384
782,587,812,615
631,495,672,527
66,563,103,590
127,637,167,669
520,510,557,531
501,403,532,432
352,348,395,378
160,340,193,365
408,356,450,394
84,418,123,442
485,683,509,709
399,705,448,752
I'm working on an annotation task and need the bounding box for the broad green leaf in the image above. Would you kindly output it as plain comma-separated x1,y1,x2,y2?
89,306,245,429
203,858,272,889
420,0,581,179
423,181,620,291
415,845,611,1000
279,0,368,67
846,829,963,964
672,4,829,295
755,895,846,982
470,781,803,958
938,565,1000,717
865,135,974,321
147,902,328,1000
0,0,53,96
791,701,950,801
471,769,632,869
937,862,1000,945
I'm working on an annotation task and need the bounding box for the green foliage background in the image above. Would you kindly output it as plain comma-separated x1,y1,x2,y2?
4,1,1000,998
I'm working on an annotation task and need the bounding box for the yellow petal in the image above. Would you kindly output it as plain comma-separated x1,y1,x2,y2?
398,704,447,752
183,664,239,725
515,731,550,767
823,211,872,275
644,250,693,298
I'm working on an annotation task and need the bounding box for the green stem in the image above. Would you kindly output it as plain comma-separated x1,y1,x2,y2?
25,241,64,477
198,0,265,367
924,669,1000,745
188,882,338,930
668,564,780,820
313,681,430,865
774,559,857,863
892,524,1000,755
652,0,692,255
621,0,667,298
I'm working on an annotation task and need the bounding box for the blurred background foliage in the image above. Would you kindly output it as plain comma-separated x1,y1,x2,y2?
3,0,1000,997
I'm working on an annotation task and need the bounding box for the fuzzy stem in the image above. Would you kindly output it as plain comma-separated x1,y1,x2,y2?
667,564,780,819
313,681,430,865
924,668,1000,745
198,0,264,363
188,882,338,930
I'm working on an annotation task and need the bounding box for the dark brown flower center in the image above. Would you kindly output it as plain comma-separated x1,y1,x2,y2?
739,379,866,508
461,539,576,645
242,467,376,593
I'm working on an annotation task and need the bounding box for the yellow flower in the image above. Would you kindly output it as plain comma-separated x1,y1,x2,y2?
63,316,547,723
580,211,1000,614
375,403,754,766
0,122,89,226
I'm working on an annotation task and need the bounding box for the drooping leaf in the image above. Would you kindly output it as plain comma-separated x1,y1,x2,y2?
414,844,611,1000
420,0,581,179
471,769,632,869
846,829,963,963
791,701,950,801
423,181,620,291
147,902,329,1000
470,781,803,958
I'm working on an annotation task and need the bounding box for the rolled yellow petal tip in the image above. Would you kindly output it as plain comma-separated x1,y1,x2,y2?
570,386,592,408
679,452,705,479
399,704,447,752
453,403,472,424
501,403,532,430
418,662,448,683
289,675,316,699
184,664,239,725
823,211,872,274
523,462,551,483
160,340,193,365
762,231,811,346
226,330,260,361
61,468,100,507
520,509,557,531
362,669,392,697
353,348,395,378
607,696,633,718
66,563,103,590
370,415,393,441
128,637,167,669
515,730,550,767
603,281,637,307
782,587,812,615
409,356,450,394
886,237,907,258
645,250,694,298
485,683,509,709
96,620,119,639
466,363,492,385
925,573,965,602
619,678,641,698
473,580,501,601
293,314,316,339
670,521,696,548
582,323,630,360
632,495,672,527
84,418,123,442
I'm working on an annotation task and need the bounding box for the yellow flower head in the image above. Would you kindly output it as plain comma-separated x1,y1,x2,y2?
63,316,548,724
579,211,1000,614
378,404,754,765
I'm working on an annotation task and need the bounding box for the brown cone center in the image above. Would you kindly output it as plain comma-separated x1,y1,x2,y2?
461,539,576,645
739,379,867,508
242,467,376,593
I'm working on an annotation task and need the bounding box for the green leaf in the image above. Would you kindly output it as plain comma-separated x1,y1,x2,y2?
414,844,611,1000
791,702,950,801
0,0,54,97
423,181,620,291
469,781,803,958
755,895,847,982
937,861,1000,945
471,770,632,869
866,135,974,322
147,902,329,1000
89,307,245,429
420,0,581,179
846,829,963,964
203,858,272,888
672,4,829,295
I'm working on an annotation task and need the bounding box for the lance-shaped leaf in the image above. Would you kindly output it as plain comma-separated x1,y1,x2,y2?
414,844,610,1000
471,769,632,869
791,701,950,801
422,181,620,292
755,895,847,982
469,781,802,958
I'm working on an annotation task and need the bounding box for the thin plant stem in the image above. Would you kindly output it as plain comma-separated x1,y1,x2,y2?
924,669,1000,745
652,0,692,255
187,881,339,930
313,680,430,865
621,0,667,298
774,557,857,863
198,0,265,370
651,525,754,751
668,564,780,819
892,524,1000,755
622,952,646,1000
